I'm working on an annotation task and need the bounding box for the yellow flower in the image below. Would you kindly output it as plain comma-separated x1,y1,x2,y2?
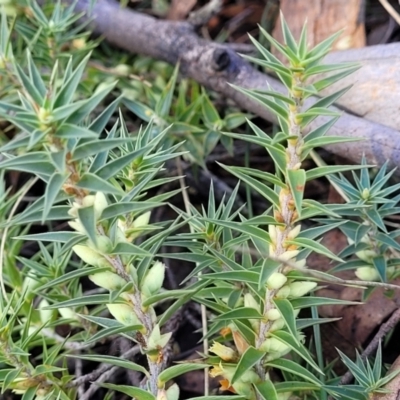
209,342,237,362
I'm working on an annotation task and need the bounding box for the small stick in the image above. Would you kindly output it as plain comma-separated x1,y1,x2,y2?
67,345,139,388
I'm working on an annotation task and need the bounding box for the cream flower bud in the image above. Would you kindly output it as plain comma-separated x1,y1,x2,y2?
134,211,151,229
277,392,292,400
107,303,141,326
126,211,152,240
269,244,276,255
265,308,281,321
141,261,165,296
89,271,127,291
388,266,396,278
294,259,307,269
166,383,179,400
288,281,317,298
239,369,260,384
22,274,41,295
244,293,260,332
279,250,300,262
68,201,82,218
68,220,86,234
287,225,301,240
268,225,277,244
73,244,103,267
260,337,289,353
361,188,370,200
355,266,379,281
356,249,377,262
244,293,259,311
275,285,291,299
266,272,287,290
38,299,54,324
116,226,129,244
270,318,285,332
93,192,108,219
209,342,237,361
89,235,113,254
82,195,95,208
265,349,290,362
292,162,302,170
232,381,257,400
157,389,168,400
37,107,51,123
59,307,79,322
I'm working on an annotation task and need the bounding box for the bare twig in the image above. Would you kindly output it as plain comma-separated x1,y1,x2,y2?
80,364,119,400
75,357,85,398
378,0,400,25
68,345,140,388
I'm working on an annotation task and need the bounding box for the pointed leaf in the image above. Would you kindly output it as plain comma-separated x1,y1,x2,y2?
287,237,343,262
222,165,280,207
95,146,150,180
265,358,322,385
42,172,68,222
99,383,155,400
273,298,297,339
158,364,208,385
77,205,97,245
76,173,123,195
69,354,148,375
372,255,387,282
231,346,265,384
230,84,289,120
215,307,263,321
54,53,91,107
287,169,305,218
313,66,360,91
270,333,323,375
71,138,132,160
259,259,281,290
112,242,151,257
55,123,98,139
254,380,278,400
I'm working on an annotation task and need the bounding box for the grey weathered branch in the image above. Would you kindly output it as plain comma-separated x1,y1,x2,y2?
65,0,400,173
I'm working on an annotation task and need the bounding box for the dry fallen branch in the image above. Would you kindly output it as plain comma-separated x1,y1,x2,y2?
62,0,400,174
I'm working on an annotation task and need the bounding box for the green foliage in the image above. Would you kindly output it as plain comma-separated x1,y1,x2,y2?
330,157,400,286
0,2,399,400
123,66,249,166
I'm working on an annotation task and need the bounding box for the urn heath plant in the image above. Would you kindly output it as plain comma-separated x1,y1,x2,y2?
0,2,400,400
